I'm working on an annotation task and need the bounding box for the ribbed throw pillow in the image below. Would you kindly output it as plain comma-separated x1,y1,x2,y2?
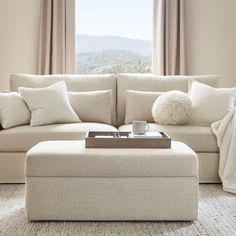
68,90,112,124
19,82,81,126
0,92,31,129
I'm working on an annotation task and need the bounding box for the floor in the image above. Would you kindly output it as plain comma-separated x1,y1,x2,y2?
0,184,236,236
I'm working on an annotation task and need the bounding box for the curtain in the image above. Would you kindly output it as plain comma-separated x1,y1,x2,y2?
152,0,185,75
38,0,76,74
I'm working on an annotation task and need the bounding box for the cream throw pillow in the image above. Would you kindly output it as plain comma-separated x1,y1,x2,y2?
152,91,192,125
0,92,31,129
125,90,162,124
189,82,236,125
68,90,112,124
19,82,81,126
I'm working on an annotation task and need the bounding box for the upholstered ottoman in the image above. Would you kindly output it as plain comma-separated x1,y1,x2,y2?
25,141,198,221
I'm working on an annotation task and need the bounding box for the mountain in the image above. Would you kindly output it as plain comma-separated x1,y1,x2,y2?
76,50,151,74
76,34,151,56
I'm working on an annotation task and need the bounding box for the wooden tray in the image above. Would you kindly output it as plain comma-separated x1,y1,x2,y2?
85,131,171,148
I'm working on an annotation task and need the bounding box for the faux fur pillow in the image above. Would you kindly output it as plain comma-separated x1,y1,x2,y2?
152,91,192,125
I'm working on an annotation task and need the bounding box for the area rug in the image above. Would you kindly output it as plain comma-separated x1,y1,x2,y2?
0,184,236,236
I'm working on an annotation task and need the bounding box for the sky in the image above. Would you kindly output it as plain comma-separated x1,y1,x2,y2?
76,0,152,41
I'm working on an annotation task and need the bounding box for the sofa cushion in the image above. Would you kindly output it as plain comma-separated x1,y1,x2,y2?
117,74,221,125
189,82,236,125
0,123,117,152
125,90,162,124
152,91,192,125
0,92,31,129
68,90,112,124
19,82,81,126
118,124,218,152
10,74,117,125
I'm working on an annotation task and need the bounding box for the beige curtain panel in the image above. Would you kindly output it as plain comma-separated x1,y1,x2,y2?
38,0,76,74
152,0,185,75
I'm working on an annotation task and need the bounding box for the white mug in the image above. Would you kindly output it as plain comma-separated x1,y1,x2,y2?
132,121,149,135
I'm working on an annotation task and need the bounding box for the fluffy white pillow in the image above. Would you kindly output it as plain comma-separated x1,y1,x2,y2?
68,90,112,124
125,90,162,124
0,92,31,129
189,82,236,125
152,91,192,125
19,82,81,126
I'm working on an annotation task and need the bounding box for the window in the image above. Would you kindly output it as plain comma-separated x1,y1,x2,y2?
76,0,152,74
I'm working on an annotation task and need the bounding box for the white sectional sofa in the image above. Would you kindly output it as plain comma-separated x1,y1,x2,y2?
0,73,221,183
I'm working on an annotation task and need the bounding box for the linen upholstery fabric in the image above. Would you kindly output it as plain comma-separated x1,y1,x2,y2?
0,152,220,184
125,90,162,124
26,177,198,221
153,0,185,75
0,153,25,183
25,140,198,221
38,0,76,74
26,141,197,177
118,123,218,152
10,74,117,125
117,74,221,125
19,82,80,126
0,92,30,129
0,123,117,152
197,153,220,183
68,90,112,124
189,82,236,125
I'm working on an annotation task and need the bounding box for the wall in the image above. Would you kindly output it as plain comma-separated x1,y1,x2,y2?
185,0,236,87
0,0,40,90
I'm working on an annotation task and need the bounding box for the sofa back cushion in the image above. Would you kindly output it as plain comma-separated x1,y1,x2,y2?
117,74,221,125
10,74,117,125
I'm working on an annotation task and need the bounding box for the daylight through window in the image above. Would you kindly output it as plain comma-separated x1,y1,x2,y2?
76,0,152,74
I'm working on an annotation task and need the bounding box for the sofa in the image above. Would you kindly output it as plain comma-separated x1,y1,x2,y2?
0,73,221,183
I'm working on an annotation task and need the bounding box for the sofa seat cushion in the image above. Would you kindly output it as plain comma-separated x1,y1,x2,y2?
26,141,197,177
118,124,218,152
0,123,117,152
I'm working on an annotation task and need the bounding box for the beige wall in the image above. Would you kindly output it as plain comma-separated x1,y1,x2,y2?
0,0,235,90
185,0,236,87
0,0,40,90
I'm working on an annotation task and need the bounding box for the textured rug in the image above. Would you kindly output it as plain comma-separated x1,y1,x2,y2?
0,184,236,236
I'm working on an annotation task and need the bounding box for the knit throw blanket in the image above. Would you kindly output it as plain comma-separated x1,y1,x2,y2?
212,108,236,194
